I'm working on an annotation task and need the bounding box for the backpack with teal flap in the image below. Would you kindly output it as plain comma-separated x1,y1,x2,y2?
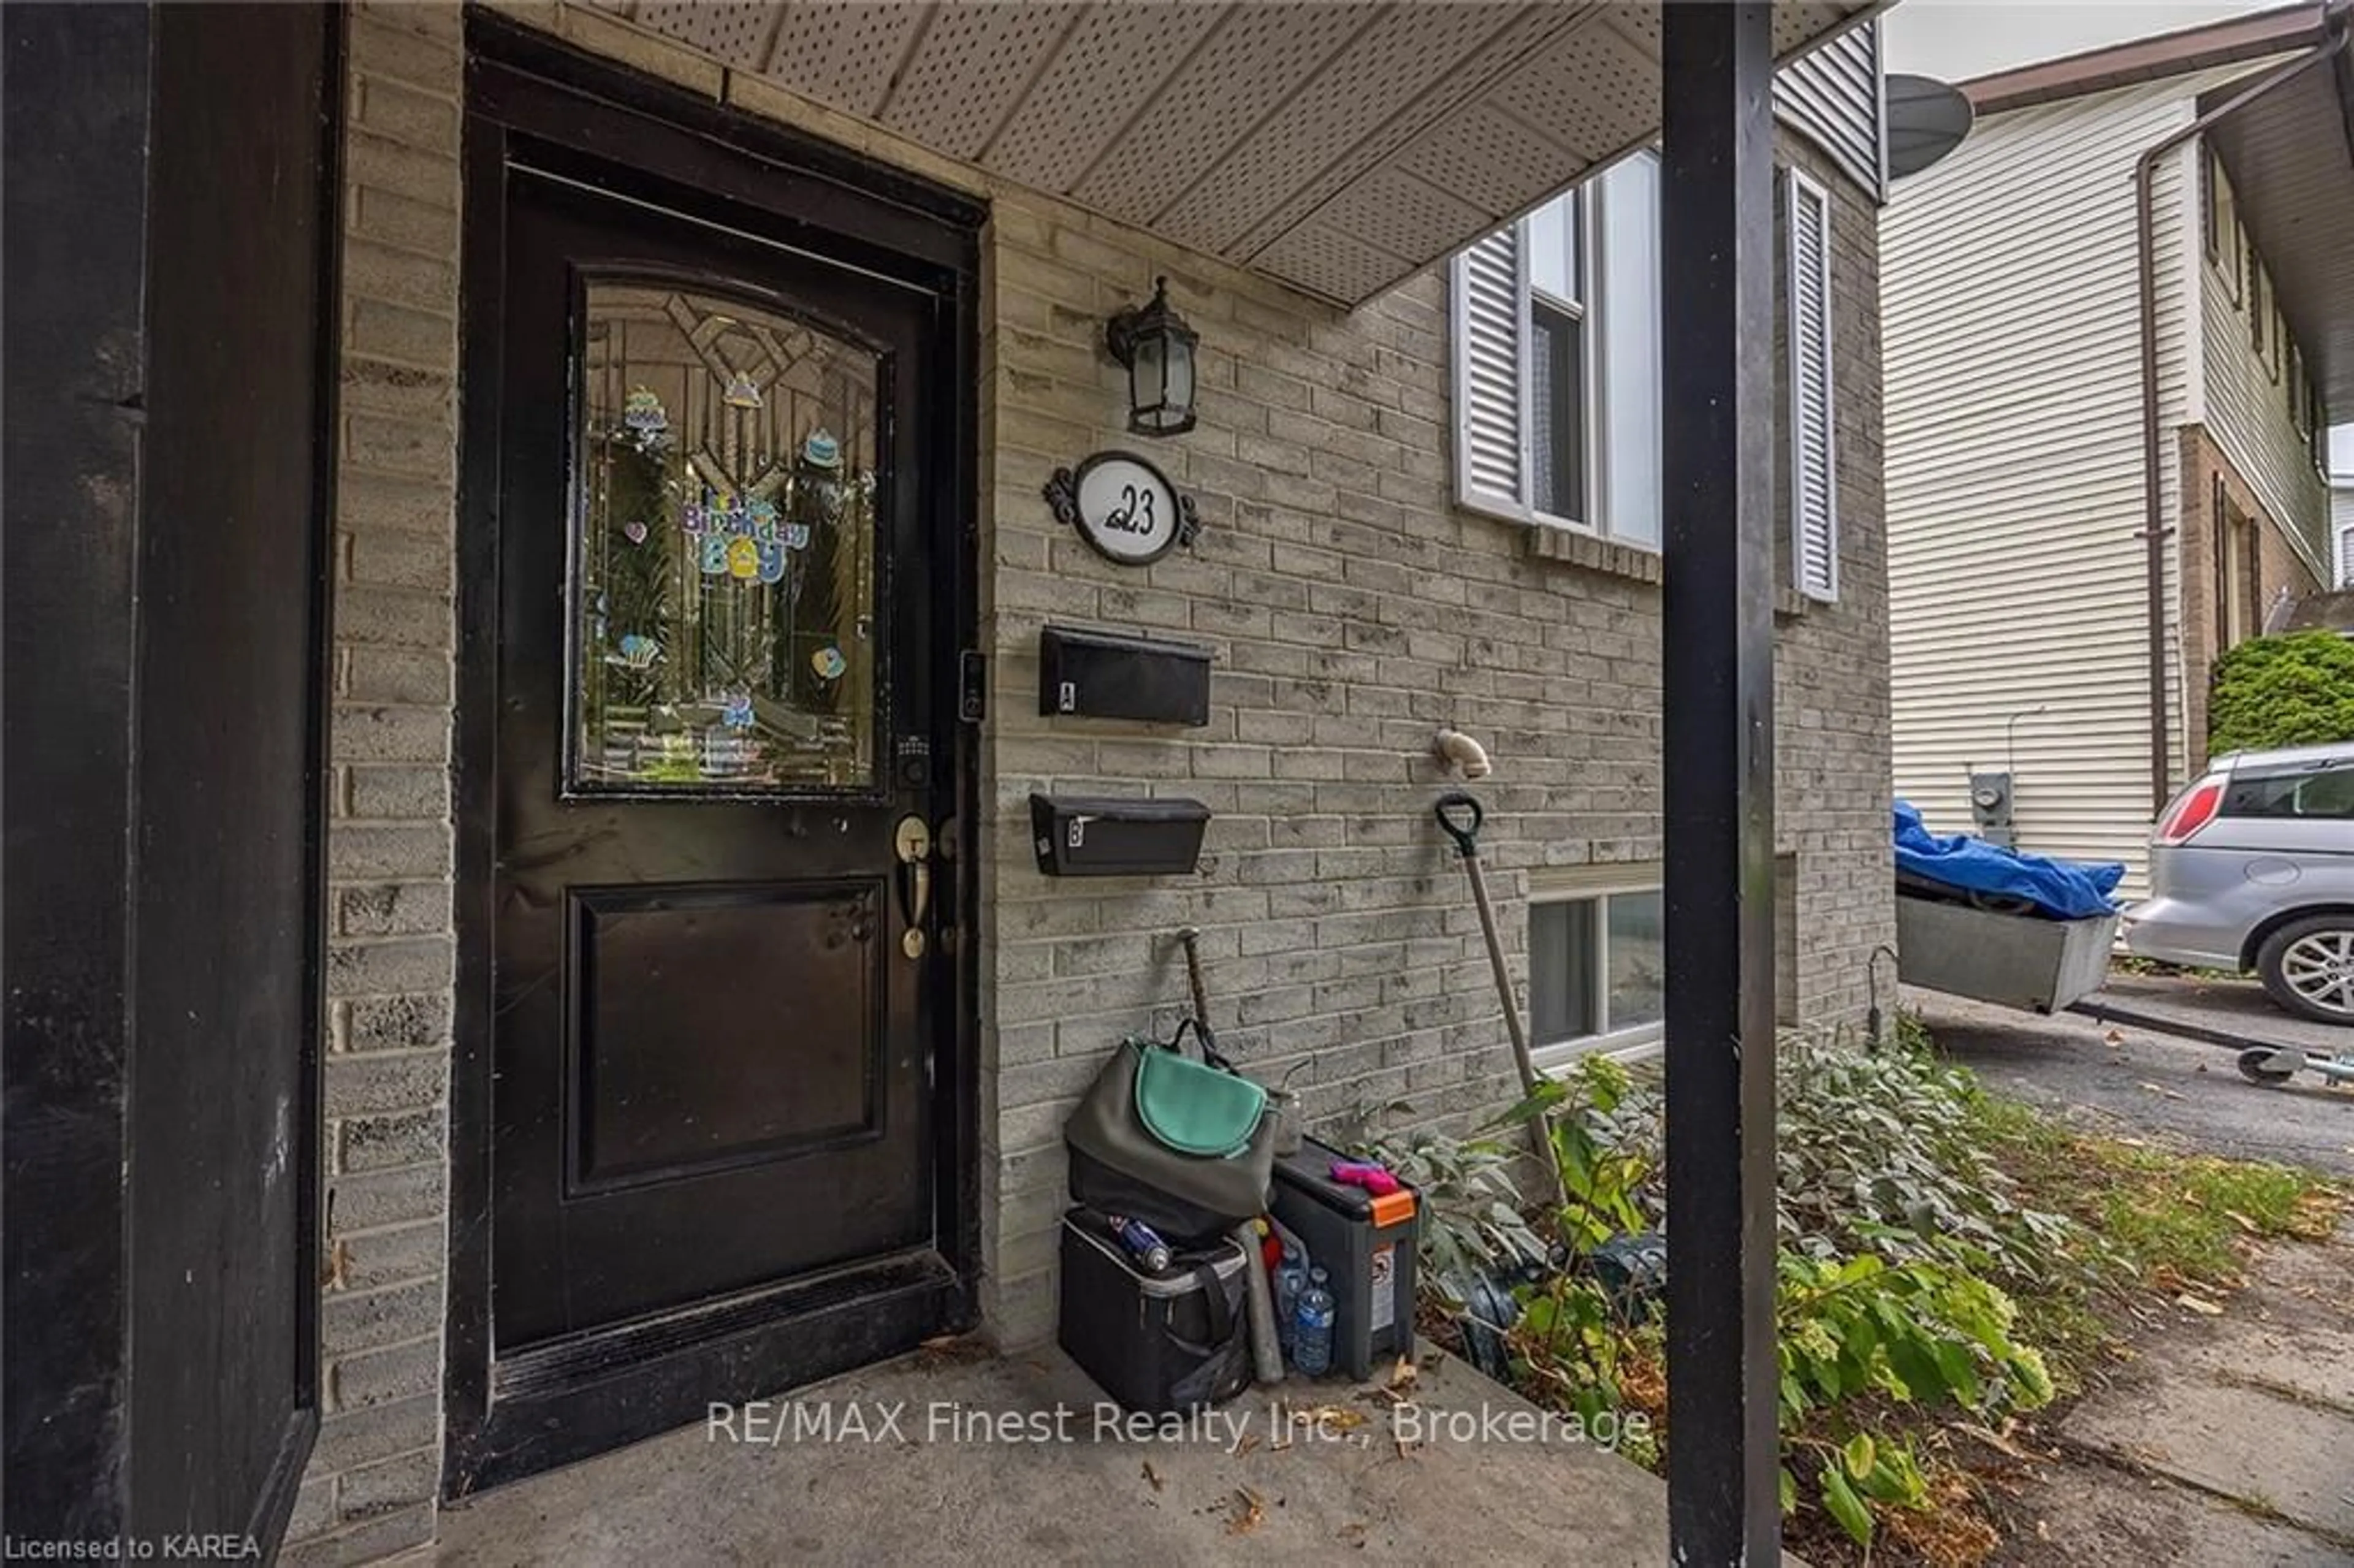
1066,1022,1276,1240
1133,1044,1267,1157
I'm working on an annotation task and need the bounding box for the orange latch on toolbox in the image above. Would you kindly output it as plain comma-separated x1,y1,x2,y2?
1368,1189,1416,1228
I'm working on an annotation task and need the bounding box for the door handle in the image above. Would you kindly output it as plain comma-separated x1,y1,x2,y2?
894,815,932,959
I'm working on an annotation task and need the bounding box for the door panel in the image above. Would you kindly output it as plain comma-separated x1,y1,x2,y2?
491,171,947,1351
571,881,884,1187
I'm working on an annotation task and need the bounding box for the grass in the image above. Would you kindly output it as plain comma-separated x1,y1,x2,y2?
1960,1077,2344,1399
2107,954,2244,983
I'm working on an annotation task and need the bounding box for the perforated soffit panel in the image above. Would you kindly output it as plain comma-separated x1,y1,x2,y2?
616,1,1873,307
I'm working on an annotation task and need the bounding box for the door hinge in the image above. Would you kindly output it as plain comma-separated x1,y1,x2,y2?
958,650,987,725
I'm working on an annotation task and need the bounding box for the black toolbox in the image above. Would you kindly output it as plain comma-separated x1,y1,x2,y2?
1270,1136,1419,1380
1057,1209,1252,1414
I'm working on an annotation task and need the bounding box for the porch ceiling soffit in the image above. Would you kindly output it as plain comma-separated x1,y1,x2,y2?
609,1,1876,306
2204,41,2354,409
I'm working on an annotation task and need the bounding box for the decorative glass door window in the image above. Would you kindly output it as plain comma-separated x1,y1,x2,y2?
571,281,881,795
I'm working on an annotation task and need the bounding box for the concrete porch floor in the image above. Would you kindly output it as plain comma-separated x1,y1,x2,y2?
433,1345,1669,1565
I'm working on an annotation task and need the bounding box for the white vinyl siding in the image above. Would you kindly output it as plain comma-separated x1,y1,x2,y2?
2199,153,2333,577
1883,75,2236,897
2336,511,2354,589
1786,168,1838,602
1775,22,1885,202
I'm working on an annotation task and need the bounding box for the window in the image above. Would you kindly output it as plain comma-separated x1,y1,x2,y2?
2250,262,2268,358
1785,168,1839,602
2222,764,2354,821
1529,882,1665,1065
2207,153,2242,304
1452,153,1661,547
570,281,881,796
2337,522,2354,590
1452,159,1834,591
2289,344,2309,429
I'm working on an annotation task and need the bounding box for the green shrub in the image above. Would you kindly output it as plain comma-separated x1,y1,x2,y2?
2208,631,2354,756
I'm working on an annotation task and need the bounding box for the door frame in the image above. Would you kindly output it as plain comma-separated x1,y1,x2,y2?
447,14,985,1496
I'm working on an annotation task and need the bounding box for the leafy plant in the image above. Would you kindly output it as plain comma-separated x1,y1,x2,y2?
1366,1121,1549,1295
2208,631,2354,755
1514,1274,1664,1467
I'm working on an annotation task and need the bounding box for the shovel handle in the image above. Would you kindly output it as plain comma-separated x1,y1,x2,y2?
1434,793,1483,859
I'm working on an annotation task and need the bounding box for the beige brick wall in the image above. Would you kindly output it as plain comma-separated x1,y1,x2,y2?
288,4,1894,1551
2177,425,2327,769
975,142,1892,1343
290,4,463,1561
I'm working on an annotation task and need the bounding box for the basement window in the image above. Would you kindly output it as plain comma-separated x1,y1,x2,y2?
1529,879,1665,1066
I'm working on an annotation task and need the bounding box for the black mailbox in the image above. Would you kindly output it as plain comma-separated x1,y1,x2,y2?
1030,794,1211,877
1038,625,1212,726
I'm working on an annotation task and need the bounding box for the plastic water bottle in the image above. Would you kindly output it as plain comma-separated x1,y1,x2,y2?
1293,1266,1336,1377
1274,1243,1306,1358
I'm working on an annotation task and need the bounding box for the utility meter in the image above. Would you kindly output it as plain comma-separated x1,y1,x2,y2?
1968,771,2014,848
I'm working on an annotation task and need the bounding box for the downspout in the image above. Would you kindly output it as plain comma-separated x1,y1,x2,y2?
2134,7,2351,810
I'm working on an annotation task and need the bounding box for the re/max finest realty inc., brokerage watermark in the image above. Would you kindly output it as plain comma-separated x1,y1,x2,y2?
708,1398,1651,1455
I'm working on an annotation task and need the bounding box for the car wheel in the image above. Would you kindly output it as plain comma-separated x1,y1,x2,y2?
2254,915,2354,1026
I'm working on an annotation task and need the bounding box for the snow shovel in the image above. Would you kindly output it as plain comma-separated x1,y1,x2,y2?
1434,793,1571,1211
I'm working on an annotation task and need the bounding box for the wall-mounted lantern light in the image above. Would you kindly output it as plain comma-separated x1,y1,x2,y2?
1105,276,1198,437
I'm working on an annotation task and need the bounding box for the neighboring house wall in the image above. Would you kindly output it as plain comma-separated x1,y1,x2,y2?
2177,429,2326,766
289,4,1893,1559
2196,156,2333,577
1884,76,2223,894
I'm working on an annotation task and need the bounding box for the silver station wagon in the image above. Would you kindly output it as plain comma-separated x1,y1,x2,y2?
2124,741,2354,1025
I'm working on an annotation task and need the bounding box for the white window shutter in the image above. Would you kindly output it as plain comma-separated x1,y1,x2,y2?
2337,522,2354,589
1786,170,1838,603
1453,227,1526,517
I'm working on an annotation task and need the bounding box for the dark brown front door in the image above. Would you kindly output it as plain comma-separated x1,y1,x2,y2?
482,166,961,1425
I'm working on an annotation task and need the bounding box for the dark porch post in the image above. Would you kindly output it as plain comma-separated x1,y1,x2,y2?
1660,2,1780,1562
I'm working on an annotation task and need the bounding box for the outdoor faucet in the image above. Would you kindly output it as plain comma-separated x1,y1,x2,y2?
1433,728,1493,780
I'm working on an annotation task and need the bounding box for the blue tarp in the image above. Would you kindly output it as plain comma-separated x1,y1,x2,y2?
1893,801,2124,921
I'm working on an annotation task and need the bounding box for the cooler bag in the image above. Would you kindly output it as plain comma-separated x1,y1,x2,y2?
1057,1209,1252,1415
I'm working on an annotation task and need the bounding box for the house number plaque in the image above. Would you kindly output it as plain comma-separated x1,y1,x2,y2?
1043,451,1200,566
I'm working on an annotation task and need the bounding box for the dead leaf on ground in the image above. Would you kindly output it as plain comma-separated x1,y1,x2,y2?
2105,1030,2125,1045
1949,1421,2033,1461
2224,1209,2262,1235
2175,1293,2225,1315
1141,1461,1163,1493
1232,1432,1260,1458
913,1332,992,1369
2135,1081,2184,1100
1227,1487,1266,1536
1307,1405,1368,1434
1387,1357,1419,1392
1338,1523,1369,1550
